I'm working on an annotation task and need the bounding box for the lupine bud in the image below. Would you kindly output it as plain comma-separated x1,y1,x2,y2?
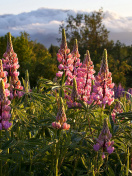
56,98,67,123
67,78,81,108
61,28,67,50
52,97,70,130
71,78,78,102
22,70,31,94
100,49,109,77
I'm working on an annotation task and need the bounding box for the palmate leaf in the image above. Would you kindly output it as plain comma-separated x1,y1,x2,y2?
77,100,87,111
12,107,29,123
105,165,115,176
1,139,17,151
0,153,20,163
117,112,132,121
33,140,56,160
38,78,57,87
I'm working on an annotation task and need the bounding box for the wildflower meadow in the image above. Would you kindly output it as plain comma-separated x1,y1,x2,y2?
0,30,131,176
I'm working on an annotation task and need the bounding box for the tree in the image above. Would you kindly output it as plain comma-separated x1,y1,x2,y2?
108,41,132,87
59,9,111,65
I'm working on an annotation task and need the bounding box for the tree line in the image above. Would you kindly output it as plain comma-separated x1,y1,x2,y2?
0,9,132,88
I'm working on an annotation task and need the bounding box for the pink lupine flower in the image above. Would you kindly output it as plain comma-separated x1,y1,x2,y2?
76,50,95,103
52,98,70,130
93,118,114,158
56,29,72,79
58,64,64,70
102,153,106,159
62,123,70,130
56,71,63,77
2,32,24,99
52,122,61,129
91,49,114,107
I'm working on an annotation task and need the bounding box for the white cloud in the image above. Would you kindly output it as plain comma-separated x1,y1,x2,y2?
0,8,132,47
103,11,132,33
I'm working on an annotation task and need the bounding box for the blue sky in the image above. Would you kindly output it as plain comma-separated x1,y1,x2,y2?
0,0,132,17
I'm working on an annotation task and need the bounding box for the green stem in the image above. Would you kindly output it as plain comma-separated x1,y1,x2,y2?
100,107,104,126
126,147,130,176
55,130,61,176
29,132,32,175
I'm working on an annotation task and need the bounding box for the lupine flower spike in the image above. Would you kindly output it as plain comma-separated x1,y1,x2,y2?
52,97,70,130
77,50,95,103
0,80,12,130
2,32,24,99
93,118,114,159
56,29,76,89
91,49,114,107
65,39,81,102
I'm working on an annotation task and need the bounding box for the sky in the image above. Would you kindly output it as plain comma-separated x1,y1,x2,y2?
0,0,132,48
1,0,132,16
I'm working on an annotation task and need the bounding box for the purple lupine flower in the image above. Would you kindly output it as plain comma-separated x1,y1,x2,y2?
114,83,125,99
0,79,12,130
0,59,11,130
93,118,114,158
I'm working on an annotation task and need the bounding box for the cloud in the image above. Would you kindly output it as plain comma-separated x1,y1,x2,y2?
103,11,132,32
0,8,132,48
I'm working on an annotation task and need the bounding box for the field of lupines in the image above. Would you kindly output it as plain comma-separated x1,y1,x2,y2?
0,29,131,176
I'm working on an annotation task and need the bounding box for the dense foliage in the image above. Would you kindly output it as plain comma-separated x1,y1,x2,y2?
0,9,131,175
